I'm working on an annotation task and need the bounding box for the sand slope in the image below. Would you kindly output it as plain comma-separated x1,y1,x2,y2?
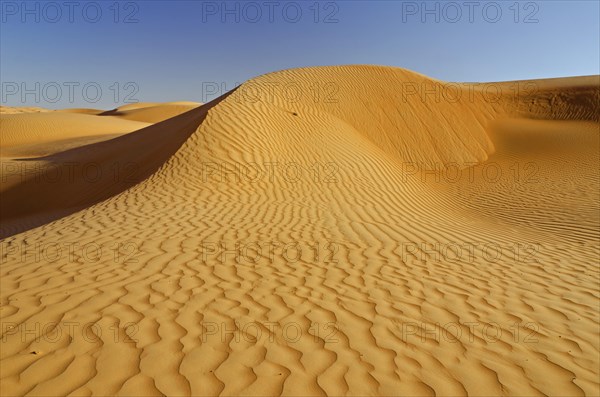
0,107,49,115
0,112,150,156
0,66,598,396
0,98,226,238
101,102,203,123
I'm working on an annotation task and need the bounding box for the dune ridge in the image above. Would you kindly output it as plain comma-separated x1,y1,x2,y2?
0,65,598,396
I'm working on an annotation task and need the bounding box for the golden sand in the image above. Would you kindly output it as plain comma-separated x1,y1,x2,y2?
0,66,598,396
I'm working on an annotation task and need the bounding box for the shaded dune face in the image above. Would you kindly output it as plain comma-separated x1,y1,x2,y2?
0,66,598,396
0,100,217,238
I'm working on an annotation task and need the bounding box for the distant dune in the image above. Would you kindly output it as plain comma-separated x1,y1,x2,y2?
100,102,203,123
0,106,49,115
0,112,150,156
0,66,598,396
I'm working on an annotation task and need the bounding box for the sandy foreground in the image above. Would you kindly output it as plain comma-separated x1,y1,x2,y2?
0,66,598,396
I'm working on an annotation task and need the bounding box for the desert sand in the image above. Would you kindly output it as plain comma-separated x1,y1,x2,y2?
0,66,598,396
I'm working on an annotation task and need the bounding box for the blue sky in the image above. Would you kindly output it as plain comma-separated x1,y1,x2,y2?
1,0,599,109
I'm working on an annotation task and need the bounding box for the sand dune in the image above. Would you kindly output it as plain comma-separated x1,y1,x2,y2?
53,108,104,115
0,66,598,396
101,102,203,123
0,106,49,115
0,97,226,238
0,112,150,156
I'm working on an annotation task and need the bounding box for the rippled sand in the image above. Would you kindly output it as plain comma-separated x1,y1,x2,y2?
1,66,598,396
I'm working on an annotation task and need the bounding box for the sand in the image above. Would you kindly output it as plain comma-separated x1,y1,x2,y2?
0,107,49,115
0,66,598,396
100,102,203,123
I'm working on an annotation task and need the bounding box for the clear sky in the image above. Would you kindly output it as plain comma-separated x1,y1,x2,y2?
1,0,599,109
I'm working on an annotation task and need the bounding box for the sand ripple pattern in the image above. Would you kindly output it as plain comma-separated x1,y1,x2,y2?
1,66,598,396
